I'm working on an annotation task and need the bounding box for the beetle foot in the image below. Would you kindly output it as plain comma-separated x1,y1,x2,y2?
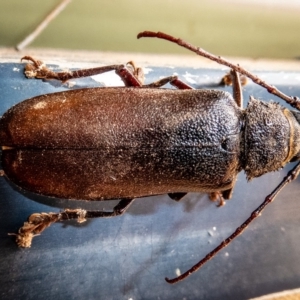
12,212,61,248
11,209,88,247
21,56,60,80
220,73,247,87
209,192,226,207
126,61,145,85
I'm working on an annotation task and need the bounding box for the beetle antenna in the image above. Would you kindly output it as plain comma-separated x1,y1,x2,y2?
164,162,300,284
137,31,300,111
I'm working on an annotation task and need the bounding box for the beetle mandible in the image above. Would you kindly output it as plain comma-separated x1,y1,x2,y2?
1,31,300,284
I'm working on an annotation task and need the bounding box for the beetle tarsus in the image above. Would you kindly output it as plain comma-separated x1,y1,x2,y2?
22,56,58,80
220,72,247,87
209,192,226,207
125,61,145,85
13,200,134,247
12,209,88,247
12,212,62,248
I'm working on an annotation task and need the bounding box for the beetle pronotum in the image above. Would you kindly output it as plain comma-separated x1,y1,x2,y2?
1,31,300,284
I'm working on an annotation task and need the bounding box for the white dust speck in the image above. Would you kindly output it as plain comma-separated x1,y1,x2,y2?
176,268,181,276
34,101,47,109
13,67,20,72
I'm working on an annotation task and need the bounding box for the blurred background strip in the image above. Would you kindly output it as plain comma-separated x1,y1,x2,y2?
0,0,300,59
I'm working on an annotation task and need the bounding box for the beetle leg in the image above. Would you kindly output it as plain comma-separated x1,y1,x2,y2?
115,63,143,87
165,162,300,284
146,76,194,89
123,61,145,85
209,191,226,207
22,56,145,87
209,175,237,207
138,31,300,111
221,186,234,200
22,56,126,82
229,69,243,109
168,193,187,201
13,198,134,248
145,76,177,88
84,198,134,218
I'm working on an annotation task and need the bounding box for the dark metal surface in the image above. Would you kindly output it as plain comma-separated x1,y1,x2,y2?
0,61,300,300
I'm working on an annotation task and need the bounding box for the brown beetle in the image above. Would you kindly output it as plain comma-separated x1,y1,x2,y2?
1,31,300,284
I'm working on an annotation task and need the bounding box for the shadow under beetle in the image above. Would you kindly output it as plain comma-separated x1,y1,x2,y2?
1,31,300,284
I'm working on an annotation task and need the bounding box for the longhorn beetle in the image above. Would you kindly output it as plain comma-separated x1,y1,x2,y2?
1,31,300,284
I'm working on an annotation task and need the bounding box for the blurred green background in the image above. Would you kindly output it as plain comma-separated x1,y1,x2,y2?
0,0,299,59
